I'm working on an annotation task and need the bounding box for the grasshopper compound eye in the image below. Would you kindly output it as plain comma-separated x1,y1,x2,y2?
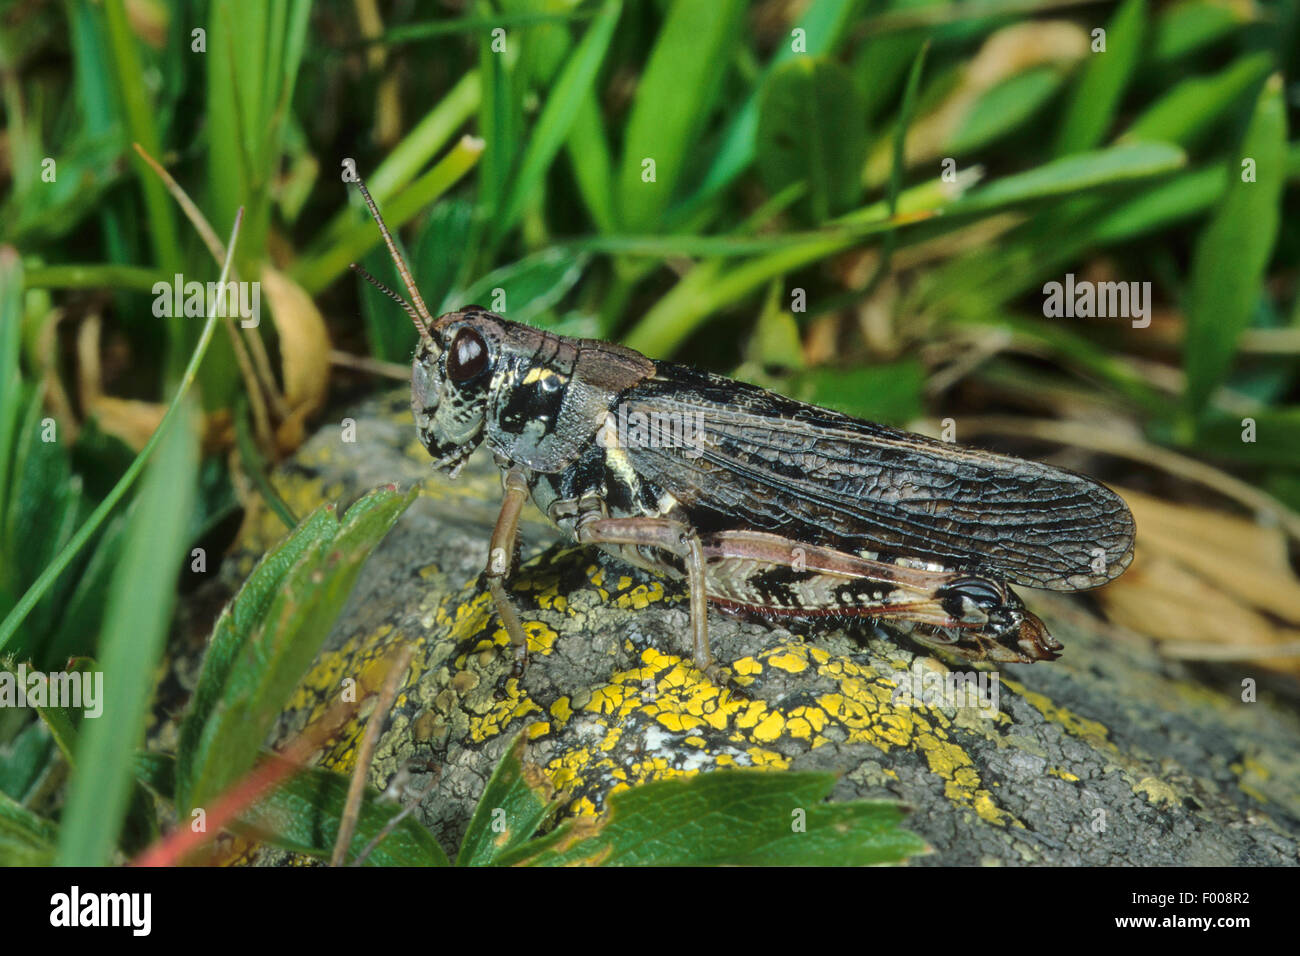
448,327,490,384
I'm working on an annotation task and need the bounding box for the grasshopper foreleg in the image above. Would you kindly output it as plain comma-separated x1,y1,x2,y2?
487,467,532,679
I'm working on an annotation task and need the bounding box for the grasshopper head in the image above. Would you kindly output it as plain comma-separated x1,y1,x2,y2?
410,308,504,477
349,177,652,478
348,179,506,478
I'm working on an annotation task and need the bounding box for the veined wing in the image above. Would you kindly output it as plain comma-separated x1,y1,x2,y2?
618,364,1134,591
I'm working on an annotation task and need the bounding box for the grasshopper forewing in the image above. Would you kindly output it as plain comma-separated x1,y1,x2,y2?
350,179,1135,679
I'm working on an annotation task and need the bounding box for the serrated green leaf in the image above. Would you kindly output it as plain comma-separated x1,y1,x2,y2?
138,751,446,866
497,770,926,866
237,762,449,867
457,732,561,866
179,486,416,814
176,504,339,809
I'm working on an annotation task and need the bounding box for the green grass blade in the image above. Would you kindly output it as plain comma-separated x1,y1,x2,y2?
615,0,746,231
564,90,617,234
1183,74,1287,416
951,142,1186,215
55,393,199,865
0,250,22,522
1055,0,1145,154
0,211,243,654
22,264,161,292
1120,52,1272,148
293,138,483,295
694,0,858,203
492,0,622,244
756,58,867,224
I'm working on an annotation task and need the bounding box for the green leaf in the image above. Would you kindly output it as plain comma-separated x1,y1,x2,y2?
950,66,1066,155
1152,0,1247,63
0,789,57,866
137,751,447,866
0,249,24,520
565,90,618,234
1120,52,1272,148
178,486,416,814
1184,74,1287,415
496,770,926,866
694,0,858,204
45,515,127,668
616,0,746,231
174,504,337,809
451,249,589,326
750,281,805,372
0,719,53,803
413,199,476,316
952,142,1186,216
1055,0,1145,154
233,762,448,867
239,764,447,868
1190,409,1300,468
757,58,867,224
457,732,561,866
56,398,199,866
781,360,926,425
1,388,83,654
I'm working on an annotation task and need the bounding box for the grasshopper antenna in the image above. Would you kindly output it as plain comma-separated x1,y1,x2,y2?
349,262,426,335
352,177,434,336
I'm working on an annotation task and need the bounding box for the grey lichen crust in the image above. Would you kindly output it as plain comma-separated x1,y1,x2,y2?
228,390,1300,865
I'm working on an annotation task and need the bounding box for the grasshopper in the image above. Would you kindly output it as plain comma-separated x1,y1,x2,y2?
350,181,1135,681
